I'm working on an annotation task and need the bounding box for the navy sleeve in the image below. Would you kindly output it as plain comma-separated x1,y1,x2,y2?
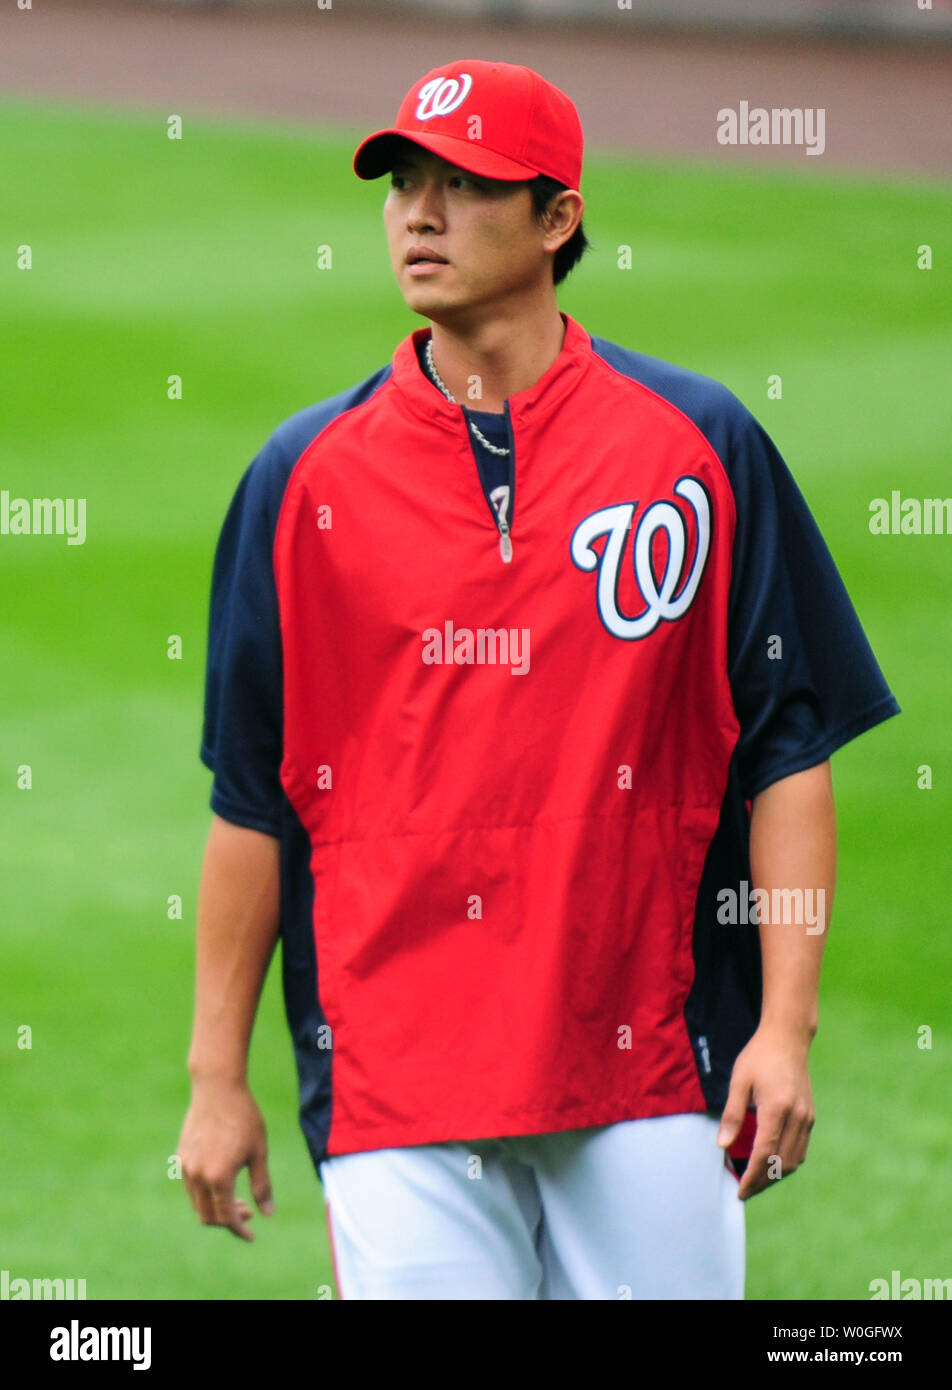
724,409,900,799
200,437,290,836
198,365,394,835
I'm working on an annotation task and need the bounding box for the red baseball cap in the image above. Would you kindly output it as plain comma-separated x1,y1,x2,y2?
353,59,583,189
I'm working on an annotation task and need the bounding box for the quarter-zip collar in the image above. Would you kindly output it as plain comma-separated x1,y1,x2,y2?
391,311,592,433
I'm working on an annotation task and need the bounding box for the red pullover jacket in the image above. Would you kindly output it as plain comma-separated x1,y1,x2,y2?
201,312,899,1171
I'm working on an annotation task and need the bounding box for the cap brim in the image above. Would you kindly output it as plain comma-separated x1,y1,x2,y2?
353,130,538,182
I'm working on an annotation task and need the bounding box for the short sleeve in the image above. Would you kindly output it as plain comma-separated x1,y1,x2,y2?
200,438,288,836
725,411,900,799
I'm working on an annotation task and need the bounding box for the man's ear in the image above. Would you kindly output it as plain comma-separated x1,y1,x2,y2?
541,190,583,246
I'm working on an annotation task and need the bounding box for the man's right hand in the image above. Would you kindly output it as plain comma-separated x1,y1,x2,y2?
178,1077,275,1241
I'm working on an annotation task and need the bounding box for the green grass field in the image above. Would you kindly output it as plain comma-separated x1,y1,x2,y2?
1,97,949,1300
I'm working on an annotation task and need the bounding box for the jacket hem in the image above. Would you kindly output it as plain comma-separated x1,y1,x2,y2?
324,1090,710,1158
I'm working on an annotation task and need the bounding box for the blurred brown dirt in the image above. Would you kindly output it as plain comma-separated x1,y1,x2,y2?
0,0,949,176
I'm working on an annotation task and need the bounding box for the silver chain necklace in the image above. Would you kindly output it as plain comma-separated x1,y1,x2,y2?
424,337,511,457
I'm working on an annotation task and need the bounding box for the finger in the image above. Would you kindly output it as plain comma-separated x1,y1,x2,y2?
737,1148,786,1200
736,1147,771,1200
229,1200,256,1242
209,1178,252,1240
736,1107,786,1199
767,1109,799,1184
717,1080,752,1149
741,1132,806,1198
224,1203,254,1242
249,1150,275,1216
785,1108,815,1172
182,1169,198,1214
187,1176,217,1227
768,1097,813,1180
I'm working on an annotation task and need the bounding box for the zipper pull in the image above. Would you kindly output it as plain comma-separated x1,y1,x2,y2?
489,485,513,564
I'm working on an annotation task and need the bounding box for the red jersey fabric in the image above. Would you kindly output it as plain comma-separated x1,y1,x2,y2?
202,313,900,1170
278,315,736,1153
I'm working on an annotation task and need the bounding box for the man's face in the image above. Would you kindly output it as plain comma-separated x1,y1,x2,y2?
382,140,551,322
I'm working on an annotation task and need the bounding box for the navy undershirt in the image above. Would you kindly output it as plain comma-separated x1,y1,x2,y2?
463,408,510,500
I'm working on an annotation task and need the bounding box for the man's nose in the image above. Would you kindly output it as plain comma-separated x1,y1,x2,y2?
407,180,445,231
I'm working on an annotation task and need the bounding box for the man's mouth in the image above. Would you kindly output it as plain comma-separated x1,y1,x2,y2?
406,247,449,266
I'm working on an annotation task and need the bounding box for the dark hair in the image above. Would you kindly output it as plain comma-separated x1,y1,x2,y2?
527,174,590,286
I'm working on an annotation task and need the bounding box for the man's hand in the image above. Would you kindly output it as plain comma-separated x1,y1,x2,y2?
178,1077,274,1241
720,762,833,1201
179,816,281,1241
716,1024,815,1201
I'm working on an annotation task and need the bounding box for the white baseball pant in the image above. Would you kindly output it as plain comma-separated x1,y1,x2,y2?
319,1112,745,1300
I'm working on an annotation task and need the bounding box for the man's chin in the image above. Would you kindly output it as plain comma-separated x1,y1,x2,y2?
398,272,467,310
403,290,467,323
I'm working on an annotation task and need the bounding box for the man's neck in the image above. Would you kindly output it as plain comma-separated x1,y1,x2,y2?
427,301,567,414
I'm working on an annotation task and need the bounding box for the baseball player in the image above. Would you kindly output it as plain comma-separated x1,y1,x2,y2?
178,60,900,1300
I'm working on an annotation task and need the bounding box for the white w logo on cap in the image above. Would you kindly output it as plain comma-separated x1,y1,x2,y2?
416,74,473,121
